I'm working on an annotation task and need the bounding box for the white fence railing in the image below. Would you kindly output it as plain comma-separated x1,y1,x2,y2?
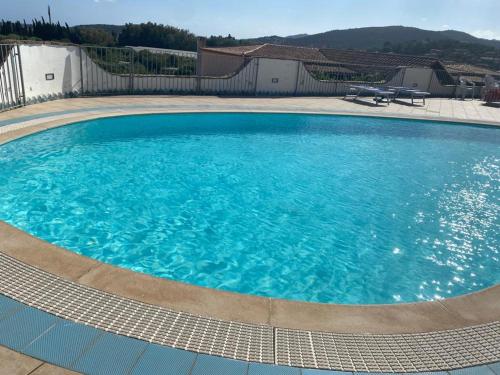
0,44,25,111
1,43,484,112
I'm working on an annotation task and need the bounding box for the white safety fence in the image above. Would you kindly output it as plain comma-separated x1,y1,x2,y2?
0,44,25,111
0,43,466,112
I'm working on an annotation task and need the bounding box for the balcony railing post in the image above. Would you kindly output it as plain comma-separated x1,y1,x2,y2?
294,60,301,96
196,37,206,94
129,48,135,94
427,68,434,95
79,46,84,96
400,67,407,87
253,58,260,96
16,44,26,106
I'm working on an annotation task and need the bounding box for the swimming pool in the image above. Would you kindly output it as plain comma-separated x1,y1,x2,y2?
0,113,498,304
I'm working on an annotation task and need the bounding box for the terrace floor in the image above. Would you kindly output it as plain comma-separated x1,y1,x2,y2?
1,96,499,133
0,96,498,375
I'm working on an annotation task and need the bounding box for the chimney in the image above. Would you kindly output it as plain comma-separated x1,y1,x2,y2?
197,37,207,52
196,37,207,76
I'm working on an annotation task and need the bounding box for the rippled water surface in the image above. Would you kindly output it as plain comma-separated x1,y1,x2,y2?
0,113,498,304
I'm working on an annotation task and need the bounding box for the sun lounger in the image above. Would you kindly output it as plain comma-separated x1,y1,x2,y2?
454,77,476,100
344,85,394,106
386,86,431,105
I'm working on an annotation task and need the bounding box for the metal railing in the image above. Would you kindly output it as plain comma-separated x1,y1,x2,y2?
80,47,459,98
3,43,494,112
80,46,198,95
0,44,25,111
303,61,402,85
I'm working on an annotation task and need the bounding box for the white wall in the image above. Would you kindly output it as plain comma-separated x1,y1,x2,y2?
133,75,197,93
201,58,258,94
255,58,299,95
401,68,433,91
19,44,81,102
2,44,460,106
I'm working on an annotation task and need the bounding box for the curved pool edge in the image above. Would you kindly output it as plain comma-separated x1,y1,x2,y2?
1,106,500,148
1,219,499,333
0,109,499,334
1,227,499,373
1,107,499,372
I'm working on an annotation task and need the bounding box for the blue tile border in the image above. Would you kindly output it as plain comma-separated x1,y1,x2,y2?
23,320,103,368
71,332,148,375
0,306,59,351
0,294,25,320
487,363,500,375
249,362,302,374
190,353,249,375
448,366,496,375
130,343,197,375
0,104,231,128
0,294,498,375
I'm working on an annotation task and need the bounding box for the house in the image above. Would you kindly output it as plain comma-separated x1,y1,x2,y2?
318,48,444,69
443,63,500,85
319,48,456,89
198,43,455,89
199,44,328,77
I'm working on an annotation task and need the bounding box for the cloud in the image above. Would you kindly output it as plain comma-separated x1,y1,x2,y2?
441,24,450,30
472,29,500,40
94,0,116,3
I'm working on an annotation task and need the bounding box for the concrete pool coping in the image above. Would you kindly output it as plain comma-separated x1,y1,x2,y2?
0,99,499,371
1,220,499,335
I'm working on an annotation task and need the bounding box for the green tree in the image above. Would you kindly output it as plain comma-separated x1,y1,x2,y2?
118,22,197,51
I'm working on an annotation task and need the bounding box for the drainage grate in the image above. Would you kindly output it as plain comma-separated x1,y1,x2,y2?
275,325,499,372
0,252,498,372
0,253,274,363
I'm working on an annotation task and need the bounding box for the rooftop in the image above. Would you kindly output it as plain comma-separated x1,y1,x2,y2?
202,43,448,69
444,62,500,76
319,48,442,68
202,43,329,61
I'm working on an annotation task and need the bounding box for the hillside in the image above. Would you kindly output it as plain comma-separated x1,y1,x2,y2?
243,26,500,71
244,26,500,50
3,22,500,71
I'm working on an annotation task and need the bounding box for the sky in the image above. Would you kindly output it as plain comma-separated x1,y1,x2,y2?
1,0,500,40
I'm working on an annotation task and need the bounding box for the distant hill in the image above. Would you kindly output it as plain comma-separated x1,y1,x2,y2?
9,22,496,70
241,26,500,71
73,25,500,51
285,33,309,39
244,26,500,50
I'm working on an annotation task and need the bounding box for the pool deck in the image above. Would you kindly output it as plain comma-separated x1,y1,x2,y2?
0,96,499,374
1,96,500,134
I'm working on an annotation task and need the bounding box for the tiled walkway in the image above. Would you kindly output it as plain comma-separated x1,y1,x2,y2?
0,295,499,375
0,252,498,373
1,96,499,133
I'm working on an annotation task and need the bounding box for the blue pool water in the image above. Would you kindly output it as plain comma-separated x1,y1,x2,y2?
0,113,498,304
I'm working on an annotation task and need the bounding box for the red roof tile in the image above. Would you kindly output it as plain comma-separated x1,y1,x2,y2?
202,44,328,61
201,45,264,56
320,48,442,68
